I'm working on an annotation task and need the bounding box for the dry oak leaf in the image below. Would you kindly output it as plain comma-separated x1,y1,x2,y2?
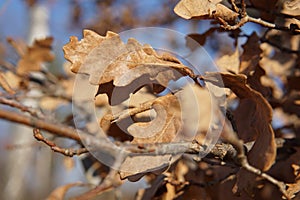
202,72,276,195
63,29,192,88
63,29,117,74
119,94,183,181
14,37,54,75
202,72,276,169
128,94,182,144
174,0,238,22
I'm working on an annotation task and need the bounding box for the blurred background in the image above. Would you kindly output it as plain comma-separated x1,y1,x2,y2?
0,0,260,199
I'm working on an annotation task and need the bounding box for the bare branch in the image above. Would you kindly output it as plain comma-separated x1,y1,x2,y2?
0,104,297,199
0,108,81,141
240,0,247,17
0,96,44,118
33,128,88,157
220,4,300,34
230,0,239,13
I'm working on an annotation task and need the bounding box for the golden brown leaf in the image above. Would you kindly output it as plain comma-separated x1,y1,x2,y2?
174,0,222,19
214,4,239,23
129,94,181,144
63,30,117,73
186,28,217,48
63,30,191,88
119,94,182,180
280,0,300,16
16,37,54,75
39,97,68,111
174,0,238,22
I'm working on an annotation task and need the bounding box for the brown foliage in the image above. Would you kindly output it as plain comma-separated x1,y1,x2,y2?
1,1,300,199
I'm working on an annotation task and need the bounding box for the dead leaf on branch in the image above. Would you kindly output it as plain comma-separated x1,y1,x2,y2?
128,94,181,144
63,30,117,74
205,73,276,165
280,0,300,17
112,94,183,180
63,29,192,88
64,30,201,182
174,0,238,23
8,37,55,75
201,72,276,195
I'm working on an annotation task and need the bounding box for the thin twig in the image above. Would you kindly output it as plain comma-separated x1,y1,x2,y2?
0,105,297,199
33,128,88,157
220,5,300,34
0,96,44,118
221,122,290,199
0,106,299,160
0,108,81,141
242,161,289,199
230,0,239,13
240,0,247,17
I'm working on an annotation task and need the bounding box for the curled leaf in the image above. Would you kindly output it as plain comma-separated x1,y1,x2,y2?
202,72,276,195
203,72,276,170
